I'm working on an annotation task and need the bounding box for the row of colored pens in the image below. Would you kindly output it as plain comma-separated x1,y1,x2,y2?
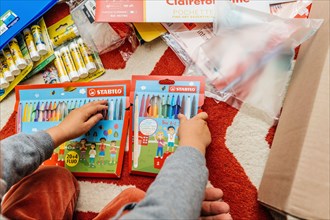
136,94,198,119
18,98,125,123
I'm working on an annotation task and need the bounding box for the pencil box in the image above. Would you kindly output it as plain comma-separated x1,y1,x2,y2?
129,75,205,176
14,81,130,178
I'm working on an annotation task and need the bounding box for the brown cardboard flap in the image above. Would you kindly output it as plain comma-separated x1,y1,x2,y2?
258,1,329,219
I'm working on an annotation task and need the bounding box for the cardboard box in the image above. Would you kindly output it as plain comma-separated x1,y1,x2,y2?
258,1,329,220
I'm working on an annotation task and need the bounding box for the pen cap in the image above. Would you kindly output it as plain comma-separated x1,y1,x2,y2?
36,43,48,56
29,50,41,62
9,64,20,76
78,68,88,78
15,58,28,70
86,62,97,73
3,70,14,81
68,70,79,82
59,74,71,83
0,76,9,89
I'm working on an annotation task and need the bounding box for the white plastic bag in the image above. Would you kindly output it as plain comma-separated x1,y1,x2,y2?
186,1,323,120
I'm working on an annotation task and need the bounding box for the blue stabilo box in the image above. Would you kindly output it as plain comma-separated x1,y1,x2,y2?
0,0,57,50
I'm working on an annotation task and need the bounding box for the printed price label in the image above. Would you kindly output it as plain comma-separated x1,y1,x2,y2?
65,151,79,167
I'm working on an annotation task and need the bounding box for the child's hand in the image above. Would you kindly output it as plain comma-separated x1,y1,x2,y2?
178,112,211,155
47,100,108,147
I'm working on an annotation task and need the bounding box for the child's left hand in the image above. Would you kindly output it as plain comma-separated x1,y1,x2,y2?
47,100,108,147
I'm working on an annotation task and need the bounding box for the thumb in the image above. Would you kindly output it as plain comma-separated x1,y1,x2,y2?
193,112,208,121
178,113,187,124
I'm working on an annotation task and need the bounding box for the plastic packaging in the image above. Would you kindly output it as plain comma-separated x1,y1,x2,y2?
186,2,323,120
68,0,138,55
51,25,79,48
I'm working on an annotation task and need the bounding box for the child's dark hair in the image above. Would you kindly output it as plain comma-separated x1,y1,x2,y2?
167,126,175,130
100,137,106,141
91,143,96,147
80,138,87,142
111,140,116,144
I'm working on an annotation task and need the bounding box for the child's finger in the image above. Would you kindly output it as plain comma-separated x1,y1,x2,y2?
193,112,208,121
178,113,187,124
84,104,108,119
85,113,103,129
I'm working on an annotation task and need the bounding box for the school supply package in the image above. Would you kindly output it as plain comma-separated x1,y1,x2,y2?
129,76,205,176
15,81,130,178
45,14,105,84
185,1,322,121
69,0,138,55
0,0,57,50
0,18,55,102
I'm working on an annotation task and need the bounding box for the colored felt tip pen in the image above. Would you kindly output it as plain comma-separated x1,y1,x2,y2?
169,95,175,119
139,94,145,117
118,98,123,120
152,96,159,118
174,95,181,119
145,95,150,117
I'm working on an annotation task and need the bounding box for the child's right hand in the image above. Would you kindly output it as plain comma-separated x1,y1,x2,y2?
47,100,108,147
178,112,211,155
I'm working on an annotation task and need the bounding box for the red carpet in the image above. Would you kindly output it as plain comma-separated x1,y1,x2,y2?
0,3,274,220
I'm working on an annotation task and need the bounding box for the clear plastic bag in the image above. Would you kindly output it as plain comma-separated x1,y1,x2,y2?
185,1,323,120
67,0,138,55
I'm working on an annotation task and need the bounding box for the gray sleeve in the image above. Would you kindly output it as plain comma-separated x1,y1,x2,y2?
120,147,208,219
0,131,54,195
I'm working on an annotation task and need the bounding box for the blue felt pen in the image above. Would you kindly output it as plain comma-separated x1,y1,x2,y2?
174,95,181,119
34,102,40,122
169,95,175,119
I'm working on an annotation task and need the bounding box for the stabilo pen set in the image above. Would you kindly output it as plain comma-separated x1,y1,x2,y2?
14,76,205,178
15,81,130,178
129,76,205,176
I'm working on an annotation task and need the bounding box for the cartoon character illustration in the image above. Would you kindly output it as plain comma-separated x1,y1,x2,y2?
89,143,97,167
166,126,176,152
155,131,165,158
97,137,109,165
58,143,65,161
109,140,118,164
79,138,88,161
